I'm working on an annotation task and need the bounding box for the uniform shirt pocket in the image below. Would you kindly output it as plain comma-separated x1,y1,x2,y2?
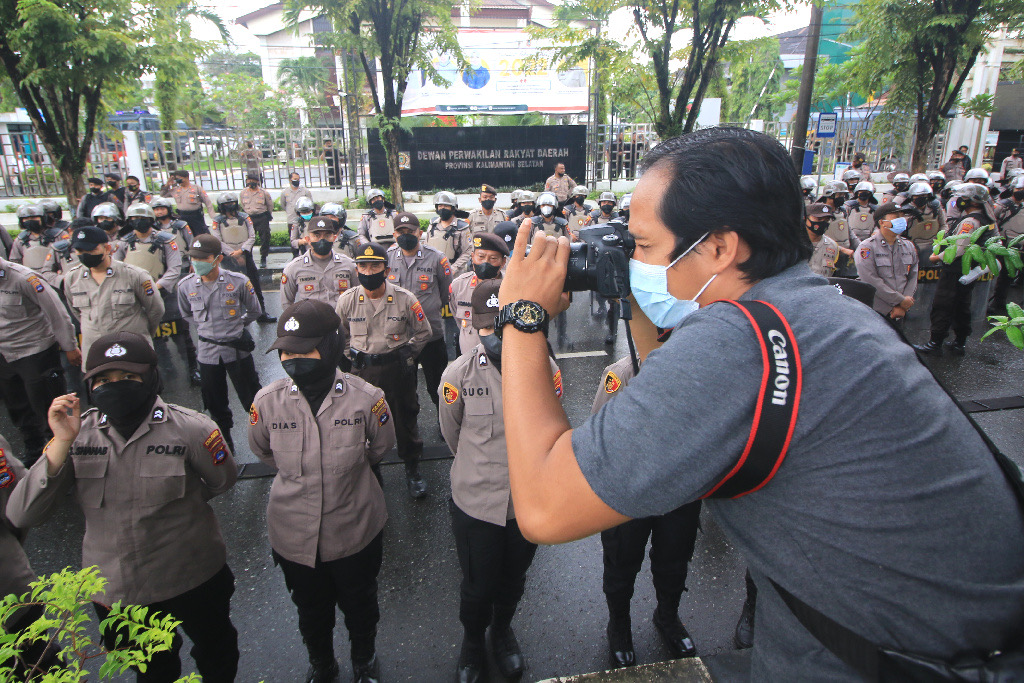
111,291,136,319
384,318,407,348
0,293,26,320
269,429,304,480
73,455,109,508
329,417,366,473
71,290,93,312
138,455,187,507
464,396,494,439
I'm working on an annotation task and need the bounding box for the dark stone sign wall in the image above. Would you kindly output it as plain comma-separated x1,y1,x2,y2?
368,125,587,192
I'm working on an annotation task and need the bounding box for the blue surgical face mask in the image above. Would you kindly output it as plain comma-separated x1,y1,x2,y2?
888,217,908,235
629,232,717,329
300,213,313,221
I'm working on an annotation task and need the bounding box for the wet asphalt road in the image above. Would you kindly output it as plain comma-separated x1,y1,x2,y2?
4,280,1024,683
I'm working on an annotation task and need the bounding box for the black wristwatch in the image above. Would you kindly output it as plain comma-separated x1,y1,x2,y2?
495,300,550,338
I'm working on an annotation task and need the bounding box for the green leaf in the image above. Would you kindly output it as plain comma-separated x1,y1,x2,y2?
1007,303,1024,319
963,254,972,276
971,226,990,244
1009,235,1024,249
981,327,1000,341
1010,251,1023,270
942,245,957,265
984,250,1000,275
1007,261,1019,279
1006,325,1024,349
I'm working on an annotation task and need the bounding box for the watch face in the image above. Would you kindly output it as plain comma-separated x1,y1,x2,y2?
513,301,544,325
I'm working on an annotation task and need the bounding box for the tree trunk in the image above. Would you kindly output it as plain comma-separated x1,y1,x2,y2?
382,125,404,211
59,164,86,210
910,131,932,173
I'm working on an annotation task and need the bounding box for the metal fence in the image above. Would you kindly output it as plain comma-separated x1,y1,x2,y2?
587,123,659,185
0,130,130,200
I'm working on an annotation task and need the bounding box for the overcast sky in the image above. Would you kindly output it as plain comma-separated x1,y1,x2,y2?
189,0,813,57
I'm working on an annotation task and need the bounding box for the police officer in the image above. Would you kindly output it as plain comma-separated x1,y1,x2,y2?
849,152,871,181
845,181,878,241
171,169,215,236
282,171,314,246
357,189,397,246
8,331,239,683
76,177,110,219
543,162,575,207
239,140,263,182
805,203,841,277
819,181,858,277
511,191,536,227
466,184,503,234
104,173,125,206
590,191,620,225
1000,148,1022,179
439,279,562,683
855,202,919,324
211,191,275,323
281,216,357,307
319,204,359,259
38,198,71,235
335,242,432,499
250,300,395,683
423,191,471,273
841,168,862,193
0,256,79,464
800,176,816,205
114,203,199,385
928,171,946,197
449,233,508,355
988,175,1024,314
152,197,195,257
530,192,571,239
594,354,700,668
883,173,910,202
563,185,592,236
387,212,453,409
178,234,264,452
9,204,67,288
505,189,523,220
0,219,13,259
240,172,275,268
620,194,631,222
290,196,317,256
91,202,124,248
122,175,151,213
915,183,998,356
63,226,164,359
904,182,947,261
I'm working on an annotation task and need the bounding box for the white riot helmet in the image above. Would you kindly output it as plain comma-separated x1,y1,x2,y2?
907,173,928,184
91,202,121,221
216,192,239,214
366,188,386,205
433,191,457,209
842,169,861,183
620,194,632,211
854,181,875,195
510,189,523,204
537,192,558,217
891,173,911,191
518,190,536,207
1010,175,1024,191
295,197,315,220
953,182,990,206
964,167,989,183
125,203,156,233
572,185,589,198
800,177,816,195
151,196,176,217
907,182,934,206
598,191,617,205
822,180,847,197
319,202,347,224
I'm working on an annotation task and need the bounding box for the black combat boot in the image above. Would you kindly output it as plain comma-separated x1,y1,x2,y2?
456,632,485,683
734,595,756,649
490,604,525,679
351,655,380,683
605,598,635,668
947,338,967,356
653,593,696,659
913,339,943,356
405,463,427,499
303,636,340,683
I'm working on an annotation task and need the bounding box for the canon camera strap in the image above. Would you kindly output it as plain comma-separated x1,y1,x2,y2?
701,300,802,499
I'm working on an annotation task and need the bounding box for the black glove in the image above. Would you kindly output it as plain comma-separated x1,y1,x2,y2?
397,346,417,375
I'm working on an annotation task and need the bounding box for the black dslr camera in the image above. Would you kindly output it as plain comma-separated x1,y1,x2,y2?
564,219,635,298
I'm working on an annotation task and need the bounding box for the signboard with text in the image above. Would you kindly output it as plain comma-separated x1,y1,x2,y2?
816,113,838,138
368,125,587,191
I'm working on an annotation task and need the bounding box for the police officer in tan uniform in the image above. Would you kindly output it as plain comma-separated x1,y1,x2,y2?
211,192,275,323
152,197,194,260
854,202,919,323
904,182,947,261
805,203,841,277
178,234,264,452
510,191,537,227
281,216,357,307
336,242,432,499
357,189,397,246
0,257,78,464
530,192,572,240
466,184,504,234
845,181,878,241
387,212,453,409
990,176,1024,313
239,141,263,182
9,204,67,288
440,280,563,683
8,331,239,682
449,233,508,355
290,197,317,256
820,181,858,277
544,162,575,207
250,300,395,683
423,191,472,273
170,169,215,236
282,171,314,242
562,185,592,237
63,226,165,359
590,191,621,225
240,172,275,268
593,355,700,669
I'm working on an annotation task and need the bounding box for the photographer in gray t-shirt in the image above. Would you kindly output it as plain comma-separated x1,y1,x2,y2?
495,127,1024,680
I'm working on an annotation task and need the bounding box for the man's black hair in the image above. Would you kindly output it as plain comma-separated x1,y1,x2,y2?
87,177,103,185
639,127,812,282
127,175,139,182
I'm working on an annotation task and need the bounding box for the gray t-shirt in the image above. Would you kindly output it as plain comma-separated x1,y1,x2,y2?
572,263,1024,680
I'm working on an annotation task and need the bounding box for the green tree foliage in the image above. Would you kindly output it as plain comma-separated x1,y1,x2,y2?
285,0,467,209
205,74,299,129
0,0,158,204
202,49,264,79
631,0,787,137
713,37,783,122
845,0,1024,172
0,566,197,682
526,0,625,126
277,56,334,125
769,60,854,114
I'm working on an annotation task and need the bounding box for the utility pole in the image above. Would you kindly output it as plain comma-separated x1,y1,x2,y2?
790,2,823,172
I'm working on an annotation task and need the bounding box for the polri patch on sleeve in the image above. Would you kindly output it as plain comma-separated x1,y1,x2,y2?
371,397,387,415
860,247,870,259
441,258,451,276
604,372,621,394
204,429,229,465
0,448,14,489
249,405,259,426
443,382,459,404
281,274,288,284
411,301,425,321
553,370,563,398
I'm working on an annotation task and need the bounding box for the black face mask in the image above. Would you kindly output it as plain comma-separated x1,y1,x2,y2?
808,221,830,236
359,270,387,290
473,262,501,279
521,205,534,215
480,199,495,211
91,380,154,420
802,188,812,197
312,238,334,256
912,196,929,207
129,218,154,234
24,220,42,232
371,200,385,211
601,204,613,214
290,179,300,187
1014,190,1024,201
437,208,453,221
621,209,630,221
857,192,872,201
79,252,105,269
107,182,117,189
282,358,320,383
396,233,418,251
480,332,502,368
127,185,139,192
894,183,908,192
247,181,258,189
834,195,848,205
574,196,585,205
90,187,102,194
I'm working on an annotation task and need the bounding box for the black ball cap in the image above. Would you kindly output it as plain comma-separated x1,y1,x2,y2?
873,201,912,222
393,211,420,230
480,184,497,195
188,233,223,259
472,232,510,256
268,299,342,354
493,221,517,249
84,331,158,380
70,225,109,251
354,241,388,262
471,278,503,330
